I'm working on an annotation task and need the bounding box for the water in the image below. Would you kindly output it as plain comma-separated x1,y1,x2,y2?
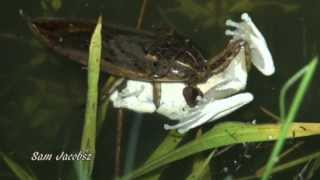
0,0,319,179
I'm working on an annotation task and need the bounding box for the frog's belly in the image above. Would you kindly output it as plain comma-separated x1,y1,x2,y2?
110,80,156,113
156,82,189,120
109,79,190,120
110,78,242,121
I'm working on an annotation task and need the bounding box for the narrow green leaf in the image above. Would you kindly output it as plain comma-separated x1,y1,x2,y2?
1,152,37,180
271,151,320,175
237,151,320,180
141,130,185,180
146,131,184,163
97,76,116,134
78,16,102,180
262,58,318,180
186,150,214,180
279,64,309,120
122,122,320,179
306,155,320,179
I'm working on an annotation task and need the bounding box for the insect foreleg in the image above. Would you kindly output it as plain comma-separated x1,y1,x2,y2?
152,82,161,108
101,77,126,102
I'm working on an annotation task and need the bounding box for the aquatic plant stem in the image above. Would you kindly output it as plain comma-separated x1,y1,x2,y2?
279,65,309,120
256,141,304,176
115,108,124,178
124,113,143,174
262,58,318,180
1,152,37,180
137,0,148,29
259,106,281,122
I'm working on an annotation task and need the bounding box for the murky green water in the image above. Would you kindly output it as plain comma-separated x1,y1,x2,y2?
1,0,320,179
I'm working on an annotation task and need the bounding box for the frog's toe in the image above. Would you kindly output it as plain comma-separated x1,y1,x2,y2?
163,117,197,131
208,93,254,121
225,29,236,36
225,29,246,41
178,112,212,133
226,14,260,43
163,106,205,132
226,19,240,28
241,13,252,22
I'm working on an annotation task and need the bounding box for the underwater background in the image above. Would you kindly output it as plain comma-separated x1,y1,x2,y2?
0,0,320,179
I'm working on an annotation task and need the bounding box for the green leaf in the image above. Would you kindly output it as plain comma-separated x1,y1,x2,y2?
262,57,318,180
97,76,116,134
271,151,320,175
141,130,184,180
279,62,312,120
122,122,320,179
306,155,320,179
1,152,37,180
186,149,214,180
78,16,102,180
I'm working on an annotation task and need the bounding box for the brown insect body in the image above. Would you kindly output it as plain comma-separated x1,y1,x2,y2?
30,18,211,82
29,18,243,106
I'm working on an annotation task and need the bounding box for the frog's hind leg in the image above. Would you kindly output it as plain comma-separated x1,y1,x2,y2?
153,82,161,108
176,92,254,133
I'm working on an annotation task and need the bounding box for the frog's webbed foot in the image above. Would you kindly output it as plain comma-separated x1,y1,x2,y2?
225,13,275,76
164,92,254,133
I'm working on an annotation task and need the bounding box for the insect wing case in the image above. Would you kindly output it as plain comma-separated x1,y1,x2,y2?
29,18,207,82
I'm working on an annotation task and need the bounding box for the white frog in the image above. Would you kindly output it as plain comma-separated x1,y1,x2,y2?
110,13,275,133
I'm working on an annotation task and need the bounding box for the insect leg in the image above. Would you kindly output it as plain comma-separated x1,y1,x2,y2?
152,82,161,108
101,77,126,101
206,40,243,76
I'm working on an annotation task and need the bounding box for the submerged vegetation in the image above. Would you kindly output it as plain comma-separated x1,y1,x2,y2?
1,0,320,180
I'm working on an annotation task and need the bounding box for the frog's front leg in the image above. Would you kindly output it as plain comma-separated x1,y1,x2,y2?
164,92,254,133
225,13,275,76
